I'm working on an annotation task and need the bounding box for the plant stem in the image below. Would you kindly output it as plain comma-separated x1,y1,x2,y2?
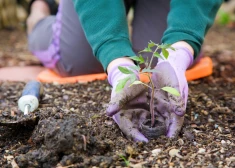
148,46,159,69
147,74,155,127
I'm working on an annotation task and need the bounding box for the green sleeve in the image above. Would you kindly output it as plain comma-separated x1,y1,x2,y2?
72,0,135,70
162,0,223,58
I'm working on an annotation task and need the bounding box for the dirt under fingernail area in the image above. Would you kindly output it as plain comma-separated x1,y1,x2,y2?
1,26,235,167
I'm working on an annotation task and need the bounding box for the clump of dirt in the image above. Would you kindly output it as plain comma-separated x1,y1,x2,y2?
15,115,111,167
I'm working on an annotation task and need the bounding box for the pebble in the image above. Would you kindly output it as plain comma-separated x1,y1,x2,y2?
63,95,69,100
218,127,223,133
169,149,183,159
208,118,215,122
198,148,206,154
105,86,111,91
220,147,225,153
226,156,235,162
201,110,208,115
126,145,137,155
151,148,162,157
226,140,231,145
178,139,184,145
2,111,9,117
221,140,227,147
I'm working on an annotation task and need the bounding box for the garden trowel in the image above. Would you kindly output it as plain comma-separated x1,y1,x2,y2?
0,81,43,127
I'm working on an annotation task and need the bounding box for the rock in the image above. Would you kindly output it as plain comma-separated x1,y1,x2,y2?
125,145,137,155
198,148,206,154
151,148,162,157
169,149,183,159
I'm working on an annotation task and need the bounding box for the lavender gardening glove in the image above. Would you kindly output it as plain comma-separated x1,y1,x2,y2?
106,62,149,142
152,47,193,137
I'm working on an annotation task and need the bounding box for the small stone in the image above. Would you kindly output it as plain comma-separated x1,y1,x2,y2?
218,127,223,133
226,140,231,145
220,147,225,153
201,110,208,115
208,118,215,122
151,148,162,157
198,148,206,154
126,145,137,155
226,156,235,162
221,140,227,147
184,130,195,141
178,139,184,145
138,155,144,159
63,95,69,100
169,149,179,157
2,111,9,117
169,149,183,159
105,86,110,91
169,162,174,167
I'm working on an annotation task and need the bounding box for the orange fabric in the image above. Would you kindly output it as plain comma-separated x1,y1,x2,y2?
37,70,107,84
185,57,213,81
37,56,213,84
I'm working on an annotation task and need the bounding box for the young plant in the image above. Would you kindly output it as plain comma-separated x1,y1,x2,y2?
119,154,130,167
116,41,180,127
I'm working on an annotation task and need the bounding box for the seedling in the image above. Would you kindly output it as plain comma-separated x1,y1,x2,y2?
116,41,180,128
119,154,130,167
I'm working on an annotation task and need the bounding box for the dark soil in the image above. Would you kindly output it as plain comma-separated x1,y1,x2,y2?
0,25,235,167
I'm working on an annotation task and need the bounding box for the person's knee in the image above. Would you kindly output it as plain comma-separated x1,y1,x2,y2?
27,1,50,35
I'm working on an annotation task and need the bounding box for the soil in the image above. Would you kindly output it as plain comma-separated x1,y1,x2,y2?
0,25,235,168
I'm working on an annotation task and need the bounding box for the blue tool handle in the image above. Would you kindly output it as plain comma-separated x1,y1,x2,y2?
22,81,43,99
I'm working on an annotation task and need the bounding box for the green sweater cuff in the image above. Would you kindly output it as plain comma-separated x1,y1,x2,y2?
162,32,201,59
97,38,136,71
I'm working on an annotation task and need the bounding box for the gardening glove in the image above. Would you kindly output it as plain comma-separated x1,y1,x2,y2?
106,62,149,142
152,46,193,137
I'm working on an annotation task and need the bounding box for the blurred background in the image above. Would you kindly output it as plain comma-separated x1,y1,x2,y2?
0,0,60,29
0,0,234,69
0,0,234,30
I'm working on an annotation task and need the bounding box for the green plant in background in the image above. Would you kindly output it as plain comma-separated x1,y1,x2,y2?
116,41,180,127
119,154,130,167
217,9,232,25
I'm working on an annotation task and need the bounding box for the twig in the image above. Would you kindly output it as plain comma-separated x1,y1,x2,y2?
11,159,19,168
81,135,87,151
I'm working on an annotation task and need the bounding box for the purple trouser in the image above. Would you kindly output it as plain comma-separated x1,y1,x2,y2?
28,0,170,77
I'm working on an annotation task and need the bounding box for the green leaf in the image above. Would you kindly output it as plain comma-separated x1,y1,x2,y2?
129,74,137,84
129,56,141,62
153,52,163,59
169,46,176,51
139,55,145,64
161,86,180,96
162,49,169,59
159,43,171,49
139,47,152,53
115,77,130,92
119,155,130,167
129,80,144,87
148,41,155,48
129,65,141,71
142,68,158,73
118,66,134,74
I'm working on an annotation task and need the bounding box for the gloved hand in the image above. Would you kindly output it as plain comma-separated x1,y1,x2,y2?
106,62,149,142
152,46,193,137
